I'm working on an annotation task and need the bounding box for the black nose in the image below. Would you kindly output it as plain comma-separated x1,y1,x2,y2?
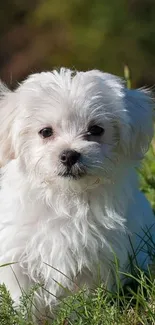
60,150,81,167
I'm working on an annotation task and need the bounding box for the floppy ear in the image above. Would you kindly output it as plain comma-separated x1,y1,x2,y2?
0,81,17,166
95,71,154,160
123,88,154,160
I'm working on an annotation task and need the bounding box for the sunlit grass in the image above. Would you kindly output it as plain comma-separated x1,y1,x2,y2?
0,266,155,324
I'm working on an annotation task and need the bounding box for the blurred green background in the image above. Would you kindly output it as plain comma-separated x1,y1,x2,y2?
0,0,155,88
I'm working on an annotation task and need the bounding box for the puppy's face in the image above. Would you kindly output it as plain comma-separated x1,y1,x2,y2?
0,69,153,188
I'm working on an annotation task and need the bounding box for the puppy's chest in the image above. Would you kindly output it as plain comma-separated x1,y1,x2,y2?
23,196,103,263
19,194,125,285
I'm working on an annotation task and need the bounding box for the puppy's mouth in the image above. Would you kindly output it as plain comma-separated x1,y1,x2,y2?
58,166,87,180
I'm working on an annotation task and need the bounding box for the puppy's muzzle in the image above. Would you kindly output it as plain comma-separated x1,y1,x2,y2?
60,150,81,168
58,150,86,179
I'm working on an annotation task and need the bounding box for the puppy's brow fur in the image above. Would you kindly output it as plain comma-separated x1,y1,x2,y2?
0,68,154,314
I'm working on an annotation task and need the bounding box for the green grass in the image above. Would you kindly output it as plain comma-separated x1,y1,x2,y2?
140,144,155,212
0,269,155,324
0,145,155,325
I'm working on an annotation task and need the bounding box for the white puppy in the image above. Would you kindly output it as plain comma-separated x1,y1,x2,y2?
0,68,154,312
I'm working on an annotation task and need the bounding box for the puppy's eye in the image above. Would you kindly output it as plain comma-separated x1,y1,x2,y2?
39,127,53,138
88,125,104,136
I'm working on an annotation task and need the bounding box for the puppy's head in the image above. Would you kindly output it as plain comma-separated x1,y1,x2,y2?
0,69,154,188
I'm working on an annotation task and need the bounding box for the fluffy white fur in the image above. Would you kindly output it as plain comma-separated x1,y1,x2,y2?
0,68,154,314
